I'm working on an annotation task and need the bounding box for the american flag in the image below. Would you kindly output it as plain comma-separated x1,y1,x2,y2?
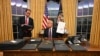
42,4,49,29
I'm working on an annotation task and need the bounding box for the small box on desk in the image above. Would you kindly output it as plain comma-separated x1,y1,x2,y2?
0,39,26,50
28,38,42,44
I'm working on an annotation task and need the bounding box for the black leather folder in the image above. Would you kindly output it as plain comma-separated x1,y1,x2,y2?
28,38,42,44
69,45,87,51
22,25,32,30
0,39,26,50
54,40,65,45
55,44,70,51
38,40,53,51
21,44,37,50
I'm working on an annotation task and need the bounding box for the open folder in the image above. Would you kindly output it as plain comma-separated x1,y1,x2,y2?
56,22,65,34
22,25,32,30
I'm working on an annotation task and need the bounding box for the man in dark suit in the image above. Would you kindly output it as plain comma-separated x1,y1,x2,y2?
44,20,58,39
18,9,34,39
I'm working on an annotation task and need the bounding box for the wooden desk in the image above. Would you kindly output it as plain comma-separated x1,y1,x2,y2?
3,46,100,56
2,38,100,56
0,51,3,56
3,50,100,56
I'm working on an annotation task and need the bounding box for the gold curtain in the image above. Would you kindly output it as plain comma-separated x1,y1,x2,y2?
29,0,46,37
0,0,13,42
90,0,100,48
61,0,77,36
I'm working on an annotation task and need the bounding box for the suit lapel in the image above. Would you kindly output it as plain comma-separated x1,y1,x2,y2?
52,28,54,37
29,18,31,25
47,28,49,37
23,16,25,24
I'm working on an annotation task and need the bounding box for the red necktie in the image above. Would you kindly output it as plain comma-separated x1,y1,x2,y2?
25,17,28,25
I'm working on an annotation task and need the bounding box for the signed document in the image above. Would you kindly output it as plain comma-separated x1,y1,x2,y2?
56,22,65,34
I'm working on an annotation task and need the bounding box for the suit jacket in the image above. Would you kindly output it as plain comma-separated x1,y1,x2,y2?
18,16,34,38
43,27,58,38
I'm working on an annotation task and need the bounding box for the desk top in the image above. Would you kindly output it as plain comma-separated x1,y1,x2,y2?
0,38,100,52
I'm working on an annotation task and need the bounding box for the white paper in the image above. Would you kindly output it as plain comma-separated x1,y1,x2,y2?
56,22,65,34
10,40,17,43
64,29,68,34
68,41,73,44
75,44,80,46
30,39,35,41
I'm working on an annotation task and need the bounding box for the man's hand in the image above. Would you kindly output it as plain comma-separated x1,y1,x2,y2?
21,24,25,27
21,24,27,27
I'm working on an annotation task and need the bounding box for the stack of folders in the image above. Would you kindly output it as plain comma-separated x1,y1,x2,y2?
69,44,87,51
0,39,26,50
38,40,53,51
21,44,37,50
54,40,70,51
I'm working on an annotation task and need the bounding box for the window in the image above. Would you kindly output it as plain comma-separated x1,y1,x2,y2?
77,0,94,41
47,0,61,26
11,0,27,39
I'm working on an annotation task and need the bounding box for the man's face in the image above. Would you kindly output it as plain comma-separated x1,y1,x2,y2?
47,20,53,28
25,10,31,17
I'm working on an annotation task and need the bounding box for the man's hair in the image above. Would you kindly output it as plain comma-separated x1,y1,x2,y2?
48,19,53,21
48,19,53,24
25,9,31,12
58,12,62,14
58,12,63,16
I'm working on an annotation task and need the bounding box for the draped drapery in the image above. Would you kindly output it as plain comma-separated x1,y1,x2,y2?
29,0,46,37
0,0,13,42
90,0,100,48
61,0,77,36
